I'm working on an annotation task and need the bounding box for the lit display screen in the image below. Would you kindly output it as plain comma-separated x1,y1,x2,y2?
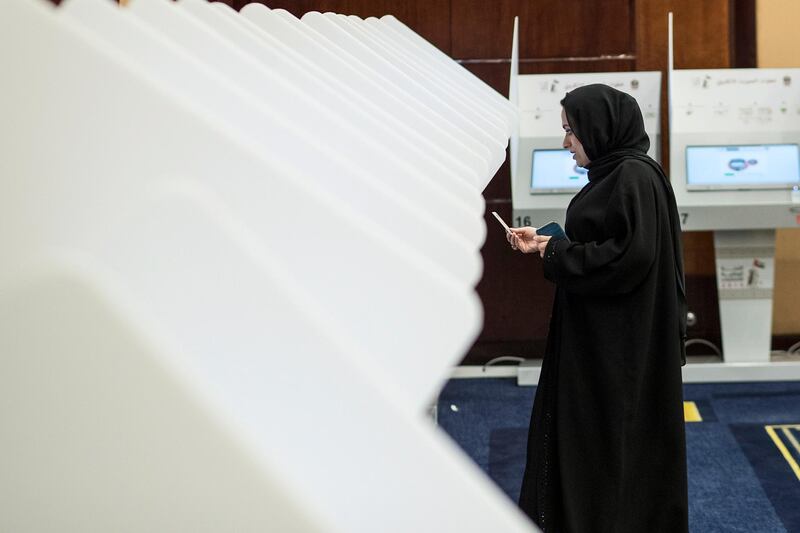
686,144,800,191
530,149,589,194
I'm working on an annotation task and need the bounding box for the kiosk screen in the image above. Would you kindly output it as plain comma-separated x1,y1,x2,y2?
530,149,589,194
686,144,800,191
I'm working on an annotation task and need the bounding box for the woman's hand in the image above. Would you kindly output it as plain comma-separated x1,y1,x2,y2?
507,227,536,253
533,235,552,258
507,227,552,257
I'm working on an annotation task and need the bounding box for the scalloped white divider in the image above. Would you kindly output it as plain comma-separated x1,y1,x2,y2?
59,0,480,411
313,10,508,175
380,15,518,134
177,0,484,249
239,5,488,197
356,15,510,131
331,14,508,141
2,248,334,533
0,0,530,531
300,11,500,176
210,3,484,216
58,0,477,421
73,0,481,285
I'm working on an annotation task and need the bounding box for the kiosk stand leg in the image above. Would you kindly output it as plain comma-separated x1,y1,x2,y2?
714,229,776,363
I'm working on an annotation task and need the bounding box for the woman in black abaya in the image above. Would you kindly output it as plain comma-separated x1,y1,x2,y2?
508,84,689,533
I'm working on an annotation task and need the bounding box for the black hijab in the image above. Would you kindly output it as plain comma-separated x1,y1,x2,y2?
561,83,650,181
561,83,688,364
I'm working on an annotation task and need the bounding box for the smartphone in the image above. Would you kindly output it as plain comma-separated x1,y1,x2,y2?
536,221,567,240
491,211,512,233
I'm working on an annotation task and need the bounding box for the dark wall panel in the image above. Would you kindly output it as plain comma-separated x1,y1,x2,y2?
635,0,731,71
451,0,633,59
731,0,757,68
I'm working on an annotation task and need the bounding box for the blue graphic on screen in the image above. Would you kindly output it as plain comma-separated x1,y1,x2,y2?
686,144,800,190
530,149,589,193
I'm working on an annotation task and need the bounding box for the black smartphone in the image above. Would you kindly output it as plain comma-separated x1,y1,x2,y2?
536,221,567,240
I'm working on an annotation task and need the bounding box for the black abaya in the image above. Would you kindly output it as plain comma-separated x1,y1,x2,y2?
518,85,689,533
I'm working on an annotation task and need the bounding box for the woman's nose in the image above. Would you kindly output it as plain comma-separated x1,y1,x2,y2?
562,136,570,149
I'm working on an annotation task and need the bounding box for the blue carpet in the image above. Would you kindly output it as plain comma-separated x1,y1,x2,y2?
488,427,527,501
437,378,800,533
730,424,800,532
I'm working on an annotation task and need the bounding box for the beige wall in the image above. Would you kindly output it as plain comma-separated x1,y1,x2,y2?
757,0,800,68
757,0,800,335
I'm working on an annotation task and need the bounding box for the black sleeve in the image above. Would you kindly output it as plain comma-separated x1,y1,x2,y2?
542,174,658,295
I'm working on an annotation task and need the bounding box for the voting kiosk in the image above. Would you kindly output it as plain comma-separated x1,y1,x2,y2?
670,66,800,379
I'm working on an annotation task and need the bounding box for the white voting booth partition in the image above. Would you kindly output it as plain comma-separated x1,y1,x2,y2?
300,11,507,179
129,0,483,285
357,16,514,138
208,5,484,216
380,14,519,143
246,8,493,197
0,0,531,532
329,14,509,146
235,5,486,215
669,65,800,380
57,0,473,414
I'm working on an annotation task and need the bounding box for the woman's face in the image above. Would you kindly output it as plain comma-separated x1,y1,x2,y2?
561,108,590,167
